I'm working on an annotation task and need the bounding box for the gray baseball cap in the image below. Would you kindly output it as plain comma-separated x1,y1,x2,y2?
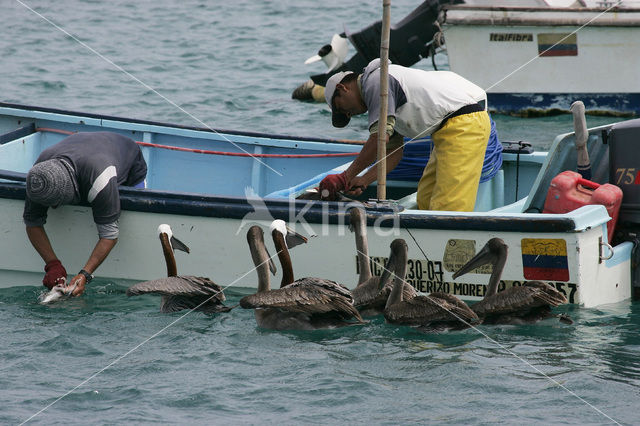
324,71,354,128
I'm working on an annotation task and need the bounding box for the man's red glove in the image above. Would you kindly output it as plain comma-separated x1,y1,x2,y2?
319,172,348,200
43,259,67,289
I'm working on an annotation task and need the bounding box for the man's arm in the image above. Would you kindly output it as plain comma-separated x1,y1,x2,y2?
83,237,118,274
26,225,70,288
26,225,58,263
69,237,117,296
347,133,404,196
343,132,381,183
70,178,121,295
319,132,382,199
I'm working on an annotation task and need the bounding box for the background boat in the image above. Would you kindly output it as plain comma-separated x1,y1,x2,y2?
442,1,640,116
295,0,640,116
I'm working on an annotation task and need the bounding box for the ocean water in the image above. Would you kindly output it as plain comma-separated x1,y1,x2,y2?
0,1,637,424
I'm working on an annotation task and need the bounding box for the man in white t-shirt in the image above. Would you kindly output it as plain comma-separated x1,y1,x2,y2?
319,59,493,212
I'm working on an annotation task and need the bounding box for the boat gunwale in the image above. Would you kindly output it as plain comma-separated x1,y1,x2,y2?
0,104,594,233
0,102,366,146
442,5,640,13
442,5,640,27
0,175,583,232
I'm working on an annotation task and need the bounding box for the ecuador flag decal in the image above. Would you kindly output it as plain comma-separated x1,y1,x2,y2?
521,238,570,282
538,33,578,57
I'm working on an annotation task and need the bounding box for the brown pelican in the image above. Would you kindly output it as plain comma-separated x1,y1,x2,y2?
348,207,416,316
384,239,479,330
240,221,364,330
126,224,232,314
452,238,571,324
269,220,308,288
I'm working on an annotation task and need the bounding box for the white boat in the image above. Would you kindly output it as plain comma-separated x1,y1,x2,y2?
295,0,640,116
441,1,640,116
1,103,638,308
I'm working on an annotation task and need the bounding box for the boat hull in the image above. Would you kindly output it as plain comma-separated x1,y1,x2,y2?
0,193,631,308
442,6,640,116
0,103,635,308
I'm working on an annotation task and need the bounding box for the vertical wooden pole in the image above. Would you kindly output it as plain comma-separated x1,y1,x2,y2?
377,0,391,200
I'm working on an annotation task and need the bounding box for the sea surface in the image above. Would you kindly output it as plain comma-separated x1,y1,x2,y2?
0,1,637,424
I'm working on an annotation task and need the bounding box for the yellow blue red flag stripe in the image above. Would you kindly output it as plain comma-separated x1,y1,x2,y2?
521,238,570,281
538,33,578,57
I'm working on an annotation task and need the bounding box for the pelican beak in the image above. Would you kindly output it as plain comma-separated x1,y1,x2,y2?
285,226,308,249
348,207,365,234
268,258,277,275
170,235,190,253
452,244,492,279
378,255,395,290
264,245,278,275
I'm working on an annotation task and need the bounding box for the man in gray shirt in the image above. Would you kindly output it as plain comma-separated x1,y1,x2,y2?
24,131,147,295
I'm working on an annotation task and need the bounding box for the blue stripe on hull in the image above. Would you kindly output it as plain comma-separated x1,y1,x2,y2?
522,254,569,269
487,93,640,116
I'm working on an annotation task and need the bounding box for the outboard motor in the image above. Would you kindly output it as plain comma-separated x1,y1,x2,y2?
609,119,640,228
607,118,640,297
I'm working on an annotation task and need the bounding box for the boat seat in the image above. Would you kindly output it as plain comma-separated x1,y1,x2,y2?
523,126,610,213
0,123,36,145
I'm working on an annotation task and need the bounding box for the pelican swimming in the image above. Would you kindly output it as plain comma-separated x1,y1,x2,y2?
126,224,232,314
349,207,416,316
452,238,571,324
383,239,479,331
240,221,364,330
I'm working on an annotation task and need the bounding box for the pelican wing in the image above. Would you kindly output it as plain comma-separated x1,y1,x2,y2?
290,277,354,300
472,282,567,316
352,278,417,311
127,276,226,303
161,295,233,314
351,277,386,309
385,294,478,325
402,283,419,301
429,292,479,323
525,281,568,306
240,277,362,322
385,296,443,324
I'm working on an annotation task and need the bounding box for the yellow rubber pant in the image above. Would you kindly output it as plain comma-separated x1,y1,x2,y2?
417,111,491,211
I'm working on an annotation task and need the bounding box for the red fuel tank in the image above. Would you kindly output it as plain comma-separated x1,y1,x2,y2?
543,170,623,241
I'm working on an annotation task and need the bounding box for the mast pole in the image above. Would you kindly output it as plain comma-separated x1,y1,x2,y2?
377,0,391,200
